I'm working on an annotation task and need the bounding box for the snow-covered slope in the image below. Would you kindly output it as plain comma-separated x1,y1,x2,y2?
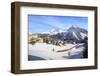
72,32,80,40
28,43,84,60
80,32,87,39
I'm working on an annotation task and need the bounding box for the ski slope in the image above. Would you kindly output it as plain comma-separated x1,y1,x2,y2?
28,43,84,60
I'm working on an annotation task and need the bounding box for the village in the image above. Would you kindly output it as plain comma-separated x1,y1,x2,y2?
28,32,76,47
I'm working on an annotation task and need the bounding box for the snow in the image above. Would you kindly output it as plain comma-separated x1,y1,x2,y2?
28,43,84,60
41,32,50,34
80,32,87,39
50,29,65,35
29,32,33,35
73,32,80,40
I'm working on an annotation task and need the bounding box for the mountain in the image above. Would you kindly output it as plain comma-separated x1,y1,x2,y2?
30,26,88,43
63,26,87,42
48,26,88,43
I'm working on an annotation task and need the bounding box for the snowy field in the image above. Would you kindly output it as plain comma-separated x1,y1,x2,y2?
28,43,84,60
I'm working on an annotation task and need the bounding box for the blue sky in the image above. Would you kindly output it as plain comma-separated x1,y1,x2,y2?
28,15,88,33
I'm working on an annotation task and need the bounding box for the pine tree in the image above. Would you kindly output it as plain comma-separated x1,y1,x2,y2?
83,37,88,58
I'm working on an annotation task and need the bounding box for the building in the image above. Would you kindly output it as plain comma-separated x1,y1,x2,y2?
28,33,43,44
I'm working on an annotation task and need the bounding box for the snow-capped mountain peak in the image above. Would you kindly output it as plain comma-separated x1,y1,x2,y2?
64,26,87,41
50,29,65,35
